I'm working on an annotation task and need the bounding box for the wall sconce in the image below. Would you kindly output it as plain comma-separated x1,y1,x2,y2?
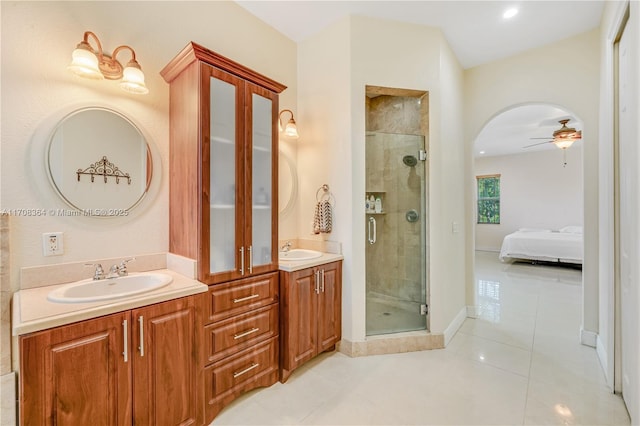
67,31,149,95
278,109,299,139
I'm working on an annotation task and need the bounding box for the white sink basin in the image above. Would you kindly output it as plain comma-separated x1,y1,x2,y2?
279,249,322,261
47,272,173,303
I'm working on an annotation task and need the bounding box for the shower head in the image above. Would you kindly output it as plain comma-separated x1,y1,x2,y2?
403,155,418,167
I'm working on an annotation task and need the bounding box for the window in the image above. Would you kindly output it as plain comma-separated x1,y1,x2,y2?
477,174,500,224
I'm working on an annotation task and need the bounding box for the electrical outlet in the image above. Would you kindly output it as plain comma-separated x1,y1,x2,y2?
42,232,64,256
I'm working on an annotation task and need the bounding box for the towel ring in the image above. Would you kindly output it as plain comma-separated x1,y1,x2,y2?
316,184,335,205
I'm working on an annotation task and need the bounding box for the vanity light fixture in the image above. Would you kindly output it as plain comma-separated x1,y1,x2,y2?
278,109,299,139
67,31,149,95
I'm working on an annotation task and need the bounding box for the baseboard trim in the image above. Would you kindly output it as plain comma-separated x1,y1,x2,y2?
444,306,468,347
466,305,479,319
580,328,597,348
596,334,609,382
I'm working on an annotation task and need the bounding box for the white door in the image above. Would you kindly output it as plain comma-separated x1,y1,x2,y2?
617,10,639,423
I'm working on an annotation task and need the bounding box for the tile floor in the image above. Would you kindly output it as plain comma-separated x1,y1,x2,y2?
212,251,630,425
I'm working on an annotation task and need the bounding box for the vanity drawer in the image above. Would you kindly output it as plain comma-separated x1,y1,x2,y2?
205,272,278,323
204,337,278,418
204,304,278,364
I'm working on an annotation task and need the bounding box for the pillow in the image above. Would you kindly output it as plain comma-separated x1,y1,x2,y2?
518,228,551,233
559,225,583,234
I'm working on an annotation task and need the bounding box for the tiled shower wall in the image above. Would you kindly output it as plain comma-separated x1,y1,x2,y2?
365,95,427,304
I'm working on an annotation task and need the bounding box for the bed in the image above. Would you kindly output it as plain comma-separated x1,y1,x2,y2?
499,226,583,264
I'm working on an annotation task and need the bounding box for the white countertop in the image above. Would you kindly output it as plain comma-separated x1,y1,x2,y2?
278,252,344,272
13,269,208,336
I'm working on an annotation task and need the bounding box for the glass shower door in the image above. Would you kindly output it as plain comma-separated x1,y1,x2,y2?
365,132,427,336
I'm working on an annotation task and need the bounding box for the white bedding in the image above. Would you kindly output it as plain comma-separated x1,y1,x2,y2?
499,230,583,264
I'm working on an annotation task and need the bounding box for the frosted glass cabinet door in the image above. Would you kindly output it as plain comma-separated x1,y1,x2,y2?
209,74,242,275
249,86,277,270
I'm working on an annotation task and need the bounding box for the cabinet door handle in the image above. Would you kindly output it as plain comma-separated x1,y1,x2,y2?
233,327,260,340
233,363,260,378
248,245,253,274
138,316,144,357
122,320,128,363
239,247,245,275
321,269,325,292
314,270,320,294
233,293,260,303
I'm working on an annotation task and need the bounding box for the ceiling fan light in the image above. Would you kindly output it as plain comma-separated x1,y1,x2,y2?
553,139,575,149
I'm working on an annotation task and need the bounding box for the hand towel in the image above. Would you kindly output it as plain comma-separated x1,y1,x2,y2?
313,200,333,234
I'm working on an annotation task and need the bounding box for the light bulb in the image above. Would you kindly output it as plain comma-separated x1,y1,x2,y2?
67,46,103,80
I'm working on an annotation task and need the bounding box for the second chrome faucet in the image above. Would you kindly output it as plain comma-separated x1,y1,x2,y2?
86,258,136,280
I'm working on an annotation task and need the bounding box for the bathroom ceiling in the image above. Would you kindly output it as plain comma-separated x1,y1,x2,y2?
473,104,582,158
235,1,604,69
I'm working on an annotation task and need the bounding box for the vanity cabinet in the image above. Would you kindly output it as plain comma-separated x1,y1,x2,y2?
279,261,342,382
201,273,279,420
161,42,285,424
19,296,200,426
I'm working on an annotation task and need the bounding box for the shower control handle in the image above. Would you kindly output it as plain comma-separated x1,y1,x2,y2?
368,217,377,244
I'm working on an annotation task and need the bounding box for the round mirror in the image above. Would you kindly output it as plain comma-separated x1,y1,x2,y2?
47,107,152,216
278,151,297,217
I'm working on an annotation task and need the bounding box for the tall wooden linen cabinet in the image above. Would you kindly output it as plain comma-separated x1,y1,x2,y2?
161,42,285,423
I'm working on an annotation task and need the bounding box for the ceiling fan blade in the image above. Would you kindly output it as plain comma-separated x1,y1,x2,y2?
523,140,552,149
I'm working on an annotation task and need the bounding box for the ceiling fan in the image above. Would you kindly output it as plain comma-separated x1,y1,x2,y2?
523,119,582,150
522,119,582,167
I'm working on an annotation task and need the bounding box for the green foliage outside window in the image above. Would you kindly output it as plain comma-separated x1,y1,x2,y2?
477,175,500,224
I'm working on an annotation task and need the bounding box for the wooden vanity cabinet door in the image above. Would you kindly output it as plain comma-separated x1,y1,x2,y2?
131,296,199,426
280,267,318,381
317,261,342,353
19,312,131,426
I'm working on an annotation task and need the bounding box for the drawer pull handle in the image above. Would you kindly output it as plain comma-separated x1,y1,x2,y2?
233,294,260,303
233,327,260,340
233,363,260,378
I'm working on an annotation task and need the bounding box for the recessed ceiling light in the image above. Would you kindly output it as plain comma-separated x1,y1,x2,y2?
480,150,486,155
503,8,518,19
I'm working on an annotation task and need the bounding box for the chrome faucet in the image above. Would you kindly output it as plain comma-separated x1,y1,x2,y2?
106,258,135,279
85,263,105,280
280,241,292,252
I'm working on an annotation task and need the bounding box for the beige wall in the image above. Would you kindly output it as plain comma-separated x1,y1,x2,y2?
0,1,297,281
0,1,297,378
298,16,466,341
475,147,584,251
464,29,600,334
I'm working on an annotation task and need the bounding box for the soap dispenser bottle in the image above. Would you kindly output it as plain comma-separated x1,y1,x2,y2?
369,195,376,213
374,196,382,213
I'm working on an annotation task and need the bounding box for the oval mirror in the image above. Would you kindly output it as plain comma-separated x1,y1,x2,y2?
278,151,297,217
47,107,152,216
